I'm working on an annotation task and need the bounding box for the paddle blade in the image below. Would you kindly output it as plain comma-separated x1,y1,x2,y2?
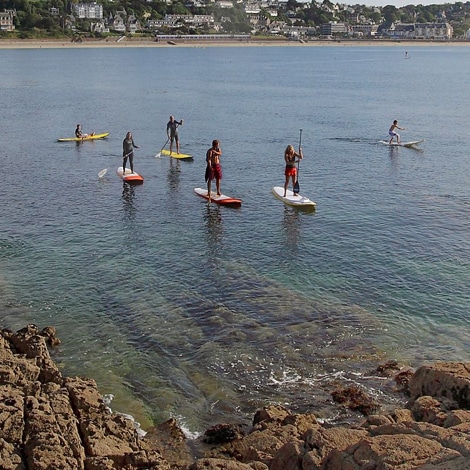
155,152,161,158
98,168,107,178
205,165,211,183
293,180,300,194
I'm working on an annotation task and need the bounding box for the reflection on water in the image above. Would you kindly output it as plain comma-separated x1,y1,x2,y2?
167,158,181,192
203,204,223,265
122,183,136,221
282,206,301,254
388,146,399,159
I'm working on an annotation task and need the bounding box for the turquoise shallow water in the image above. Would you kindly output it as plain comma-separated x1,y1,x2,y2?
1,44,469,433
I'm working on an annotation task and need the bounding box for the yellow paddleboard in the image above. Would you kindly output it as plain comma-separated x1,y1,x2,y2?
58,132,109,142
160,149,193,160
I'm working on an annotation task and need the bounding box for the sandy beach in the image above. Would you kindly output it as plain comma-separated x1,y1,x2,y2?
1,37,468,49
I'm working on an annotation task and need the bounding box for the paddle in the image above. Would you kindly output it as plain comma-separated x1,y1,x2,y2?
293,129,302,195
155,137,170,158
98,168,107,179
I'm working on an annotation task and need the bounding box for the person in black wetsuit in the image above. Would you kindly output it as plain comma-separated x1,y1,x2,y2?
122,132,140,174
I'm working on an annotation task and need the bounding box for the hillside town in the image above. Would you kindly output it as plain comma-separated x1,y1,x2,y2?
1,0,470,40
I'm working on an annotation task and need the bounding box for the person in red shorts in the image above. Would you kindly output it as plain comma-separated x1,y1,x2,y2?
283,144,302,196
205,140,222,199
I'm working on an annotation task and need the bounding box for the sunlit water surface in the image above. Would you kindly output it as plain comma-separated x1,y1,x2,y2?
1,44,469,433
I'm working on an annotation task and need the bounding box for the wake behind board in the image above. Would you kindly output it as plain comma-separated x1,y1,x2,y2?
160,149,193,160
194,188,242,207
272,186,316,208
380,139,424,148
117,167,144,185
58,132,109,142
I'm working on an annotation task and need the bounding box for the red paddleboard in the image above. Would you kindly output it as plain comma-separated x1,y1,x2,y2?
117,167,144,185
194,188,241,207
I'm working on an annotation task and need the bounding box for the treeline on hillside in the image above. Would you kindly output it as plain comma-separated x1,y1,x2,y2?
0,0,469,38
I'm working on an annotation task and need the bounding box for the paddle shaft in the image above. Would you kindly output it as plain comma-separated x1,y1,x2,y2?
293,129,302,194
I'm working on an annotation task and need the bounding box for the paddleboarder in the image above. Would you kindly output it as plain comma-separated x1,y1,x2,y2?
388,120,406,144
122,131,140,175
283,144,302,197
75,124,94,139
75,124,88,139
205,139,222,199
166,116,183,155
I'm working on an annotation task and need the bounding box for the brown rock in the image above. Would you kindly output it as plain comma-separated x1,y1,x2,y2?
204,423,246,444
144,418,193,468
8,324,62,384
269,439,304,470
331,385,380,415
252,404,291,427
0,437,24,470
395,369,414,394
410,396,448,426
0,385,25,443
377,359,401,375
444,410,470,428
303,426,369,468
420,456,470,469
41,326,62,347
326,434,460,469
409,362,470,408
0,326,174,470
23,393,83,469
190,458,268,469
6,326,470,470
283,413,319,436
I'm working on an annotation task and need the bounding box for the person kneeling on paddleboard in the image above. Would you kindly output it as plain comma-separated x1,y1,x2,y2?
122,131,140,175
388,120,405,144
284,144,302,197
205,140,222,199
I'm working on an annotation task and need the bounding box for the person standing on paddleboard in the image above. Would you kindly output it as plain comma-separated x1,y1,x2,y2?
388,120,405,144
166,116,183,155
206,140,222,199
283,144,302,197
122,132,140,175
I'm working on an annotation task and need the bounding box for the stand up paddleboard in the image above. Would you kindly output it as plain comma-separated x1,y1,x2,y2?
380,140,424,148
160,149,193,160
272,186,316,208
194,188,242,207
117,167,144,185
58,132,109,142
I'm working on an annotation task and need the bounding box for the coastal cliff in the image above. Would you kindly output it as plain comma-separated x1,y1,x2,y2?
2,325,470,469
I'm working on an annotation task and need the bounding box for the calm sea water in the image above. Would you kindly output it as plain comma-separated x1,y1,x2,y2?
1,44,469,433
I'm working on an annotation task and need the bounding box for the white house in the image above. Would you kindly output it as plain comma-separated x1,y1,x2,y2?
74,2,103,20
0,9,15,31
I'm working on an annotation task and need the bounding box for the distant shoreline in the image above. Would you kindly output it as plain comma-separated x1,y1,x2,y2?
1,37,469,49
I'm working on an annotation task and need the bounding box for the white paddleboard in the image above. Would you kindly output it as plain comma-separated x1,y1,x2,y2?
272,186,316,208
117,167,144,184
194,188,242,207
380,140,425,148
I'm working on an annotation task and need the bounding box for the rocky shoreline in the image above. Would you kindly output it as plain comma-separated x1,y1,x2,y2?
2,325,470,469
